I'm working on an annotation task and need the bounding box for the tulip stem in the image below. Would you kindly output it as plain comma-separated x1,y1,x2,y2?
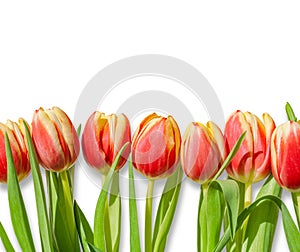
145,179,155,252
101,174,113,252
244,182,252,208
296,192,300,230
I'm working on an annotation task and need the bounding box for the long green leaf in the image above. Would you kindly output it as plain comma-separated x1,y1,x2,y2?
243,175,282,252
74,201,94,252
24,122,54,252
152,166,183,252
152,165,183,252
214,195,300,252
109,172,121,252
94,143,129,251
128,157,142,252
0,222,15,252
5,133,35,252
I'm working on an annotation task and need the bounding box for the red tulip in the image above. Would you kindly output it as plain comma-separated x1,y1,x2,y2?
181,121,225,184
224,110,275,183
0,119,31,183
81,112,131,174
32,107,80,172
271,121,300,192
132,113,181,179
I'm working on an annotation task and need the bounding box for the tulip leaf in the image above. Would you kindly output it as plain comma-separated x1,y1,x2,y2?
24,122,55,252
5,134,35,252
243,175,282,252
94,143,129,251
0,222,15,252
211,132,246,181
199,180,239,252
285,102,297,121
291,192,300,229
74,201,94,252
128,157,142,252
109,172,121,252
152,166,183,252
214,195,300,252
88,243,103,252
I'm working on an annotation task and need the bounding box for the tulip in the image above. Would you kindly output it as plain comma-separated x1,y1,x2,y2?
32,107,80,172
81,112,131,175
132,113,181,179
0,119,31,183
271,121,300,192
181,121,225,184
224,110,275,184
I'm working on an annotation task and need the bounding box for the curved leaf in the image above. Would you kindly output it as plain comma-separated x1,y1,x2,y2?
128,158,142,252
5,134,35,252
0,222,15,252
94,143,129,251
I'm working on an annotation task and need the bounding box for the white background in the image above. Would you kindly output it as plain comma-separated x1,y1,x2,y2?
1,1,300,251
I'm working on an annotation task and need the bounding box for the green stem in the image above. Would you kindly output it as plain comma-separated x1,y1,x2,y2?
199,183,209,252
102,174,112,252
244,182,252,209
145,179,155,252
296,192,300,230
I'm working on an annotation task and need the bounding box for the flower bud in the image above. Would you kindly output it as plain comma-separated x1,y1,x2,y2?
132,113,181,179
181,121,225,184
271,121,300,192
81,112,131,174
224,110,275,183
32,107,80,172
0,119,31,183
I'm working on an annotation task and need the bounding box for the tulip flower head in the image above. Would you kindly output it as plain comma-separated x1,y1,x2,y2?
132,113,181,179
181,121,225,184
82,112,131,175
224,110,275,184
271,121,300,192
32,107,80,172
0,119,31,183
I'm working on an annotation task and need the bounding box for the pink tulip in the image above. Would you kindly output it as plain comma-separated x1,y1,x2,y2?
32,107,80,172
181,121,225,184
82,112,131,174
132,113,181,179
271,121,300,192
224,110,275,183
0,119,31,183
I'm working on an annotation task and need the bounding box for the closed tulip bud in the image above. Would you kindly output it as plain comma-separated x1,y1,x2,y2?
0,119,31,183
271,121,300,192
132,113,181,179
224,110,275,184
32,107,80,172
81,112,131,174
181,121,225,184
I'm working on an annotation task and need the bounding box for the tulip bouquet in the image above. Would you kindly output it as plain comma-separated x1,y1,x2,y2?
0,103,300,252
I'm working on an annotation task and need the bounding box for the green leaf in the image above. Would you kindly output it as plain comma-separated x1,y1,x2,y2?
285,102,297,121
211,132,246,181
128,157,142,252
74,201,94,252
0,222,15,252
53,171,80,252
5,133,35,252
152,165,183,252
94,143,129,251
243,175,282,252
291,192,300,229
88,243,103,252
152,166,183,252
109,172,122,252
24,122,54,252
214,195,300,252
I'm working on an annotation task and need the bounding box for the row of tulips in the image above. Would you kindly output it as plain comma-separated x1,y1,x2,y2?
0,104,300,251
